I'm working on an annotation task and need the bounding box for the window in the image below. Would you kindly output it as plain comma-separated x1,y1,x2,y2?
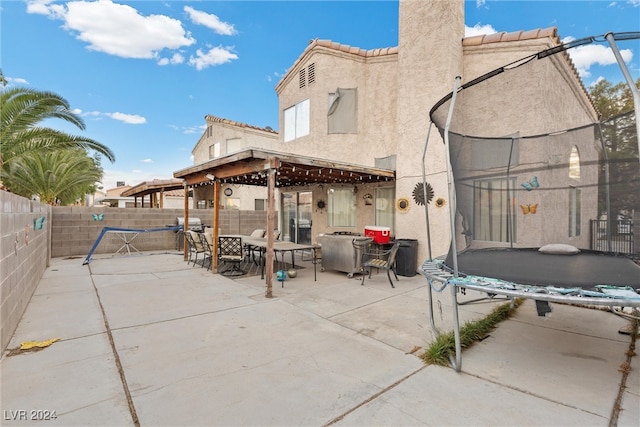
328,88,357,134
473,178,517,242
569,186,581,237
254,199,267,211
284,99,310,142
225,198,240,210
209,142,221,159
327,188,356,227
569,146,580,179
375,187,395,234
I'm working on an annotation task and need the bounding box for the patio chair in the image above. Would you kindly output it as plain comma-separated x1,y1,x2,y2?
198,232,213,270
185,230,206,267
250,229,266,238
358,241,400,288
218,236,246,276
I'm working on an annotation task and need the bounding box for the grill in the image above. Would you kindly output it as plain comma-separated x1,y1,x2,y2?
176,217,203,232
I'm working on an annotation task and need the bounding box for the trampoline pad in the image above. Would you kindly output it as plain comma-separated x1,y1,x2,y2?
445,248,640,290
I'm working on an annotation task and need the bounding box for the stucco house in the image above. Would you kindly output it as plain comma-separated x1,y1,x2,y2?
176,0,598,263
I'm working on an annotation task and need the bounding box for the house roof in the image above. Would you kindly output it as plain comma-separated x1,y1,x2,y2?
462,27,560,46
277,27,590,106
121,179,185,198
204,114,277,134
173,148,395,188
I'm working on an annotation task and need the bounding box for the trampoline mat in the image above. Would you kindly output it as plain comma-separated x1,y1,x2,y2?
444,248,640,290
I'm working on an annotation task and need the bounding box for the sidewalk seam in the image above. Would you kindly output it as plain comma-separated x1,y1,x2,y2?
89,265,140,427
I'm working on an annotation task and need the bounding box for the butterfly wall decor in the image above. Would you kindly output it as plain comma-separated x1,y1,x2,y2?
521,176,539,191
34,216,46,230
520,204,539,215
92,213,105,221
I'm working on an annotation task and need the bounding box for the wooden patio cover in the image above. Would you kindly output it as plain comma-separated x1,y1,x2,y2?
173,148,396,297
121,178,185,208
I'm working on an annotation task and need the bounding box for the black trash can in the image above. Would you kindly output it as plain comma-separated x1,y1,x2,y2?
395,239,418,277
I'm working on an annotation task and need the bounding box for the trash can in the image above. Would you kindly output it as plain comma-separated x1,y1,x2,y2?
395,239,418,277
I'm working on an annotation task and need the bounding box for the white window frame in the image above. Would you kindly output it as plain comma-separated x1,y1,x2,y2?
473,178,517,243
327,188,356,227
569,186,581,237
284,99,310,142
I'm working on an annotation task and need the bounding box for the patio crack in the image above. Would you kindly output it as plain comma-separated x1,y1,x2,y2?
89,267,140,427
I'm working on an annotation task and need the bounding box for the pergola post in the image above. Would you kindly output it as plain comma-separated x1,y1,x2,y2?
212,180,220,273
183,182,189,261
265,169,276,298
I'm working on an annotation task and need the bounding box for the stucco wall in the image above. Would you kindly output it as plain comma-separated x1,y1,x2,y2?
0,190,51,352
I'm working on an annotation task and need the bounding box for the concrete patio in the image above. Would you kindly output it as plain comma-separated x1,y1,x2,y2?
1,251,638,426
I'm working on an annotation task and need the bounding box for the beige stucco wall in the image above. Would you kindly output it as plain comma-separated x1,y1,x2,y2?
394,0,465,260
275,49,398,163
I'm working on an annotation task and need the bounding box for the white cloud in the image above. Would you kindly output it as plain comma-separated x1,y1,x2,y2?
184,6,237,35
563,37,633,78
158,52,185,66
28,0,195,59
6,77,29,85
464,24,497,37
188,46,238,70
107,112,147,124
181,124,207,134
628,0,639,6
476,0,487,7
141,158,153,163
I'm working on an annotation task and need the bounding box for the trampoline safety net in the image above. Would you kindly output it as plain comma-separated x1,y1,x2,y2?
428,32,639,257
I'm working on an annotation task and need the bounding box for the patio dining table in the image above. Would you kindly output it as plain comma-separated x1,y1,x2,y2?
236,236,320,282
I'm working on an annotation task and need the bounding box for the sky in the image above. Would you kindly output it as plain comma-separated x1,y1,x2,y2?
2,0,639,191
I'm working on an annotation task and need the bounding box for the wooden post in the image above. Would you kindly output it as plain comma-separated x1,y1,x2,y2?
183,182,189,261
212,180,220,273
265,169,275,298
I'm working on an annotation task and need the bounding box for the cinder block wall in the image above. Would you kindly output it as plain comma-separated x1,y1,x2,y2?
1,196,269,353
51,207,269,258
0,190,51,352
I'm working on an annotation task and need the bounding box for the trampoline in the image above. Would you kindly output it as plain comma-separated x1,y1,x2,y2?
419,31,640,371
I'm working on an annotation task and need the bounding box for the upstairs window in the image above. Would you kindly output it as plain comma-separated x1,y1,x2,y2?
328,88,357,134
569,146,580,179
284,99,310,142
209,142,221,159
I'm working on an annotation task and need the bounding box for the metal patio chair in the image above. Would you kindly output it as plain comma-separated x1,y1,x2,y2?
357,240,401,288
185,230,206,267
218,236,246,276
198,232,213,270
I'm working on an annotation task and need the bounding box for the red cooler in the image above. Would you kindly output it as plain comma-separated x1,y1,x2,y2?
364,226,391,244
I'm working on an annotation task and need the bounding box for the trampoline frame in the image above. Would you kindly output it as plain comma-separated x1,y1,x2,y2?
420,32,640,372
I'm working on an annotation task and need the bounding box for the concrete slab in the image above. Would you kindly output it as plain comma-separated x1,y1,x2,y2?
336,364,607,426
0,334,132,426
1,253,638,426
112,299,424,426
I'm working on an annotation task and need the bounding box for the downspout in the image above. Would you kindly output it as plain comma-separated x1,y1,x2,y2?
421,122,434,261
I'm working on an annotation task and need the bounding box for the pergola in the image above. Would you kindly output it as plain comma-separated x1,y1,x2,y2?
173,148,395,297
121,178,186,208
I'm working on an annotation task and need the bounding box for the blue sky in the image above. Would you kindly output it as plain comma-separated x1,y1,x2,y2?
2,0,639,190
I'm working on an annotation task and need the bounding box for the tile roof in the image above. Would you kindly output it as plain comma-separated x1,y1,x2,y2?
462,27,560,46
305,39,399,58
204,114,277,134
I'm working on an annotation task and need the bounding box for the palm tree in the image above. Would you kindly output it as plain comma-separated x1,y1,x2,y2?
0,85,115,173
3,148,103,205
